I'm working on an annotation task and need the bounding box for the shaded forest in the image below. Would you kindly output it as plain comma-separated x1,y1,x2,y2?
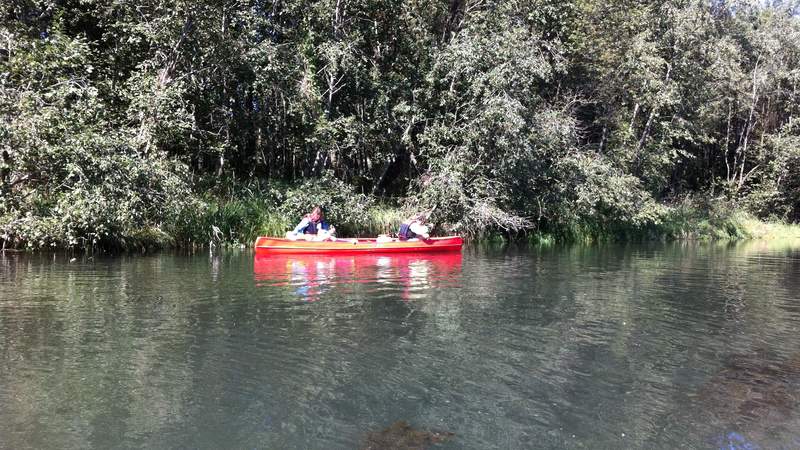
2,0,800,247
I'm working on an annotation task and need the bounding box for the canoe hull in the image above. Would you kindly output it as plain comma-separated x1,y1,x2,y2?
254,236,463,255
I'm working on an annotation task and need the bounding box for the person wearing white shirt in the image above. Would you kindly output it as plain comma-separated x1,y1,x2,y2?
397,214,430,240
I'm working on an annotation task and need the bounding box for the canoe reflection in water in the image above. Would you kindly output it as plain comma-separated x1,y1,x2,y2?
253,253,463,302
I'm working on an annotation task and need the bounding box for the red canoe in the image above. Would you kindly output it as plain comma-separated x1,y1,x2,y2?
253,236,463,255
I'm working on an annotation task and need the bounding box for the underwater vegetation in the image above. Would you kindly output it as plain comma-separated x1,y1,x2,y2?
698,351,800,449
360,420,454,450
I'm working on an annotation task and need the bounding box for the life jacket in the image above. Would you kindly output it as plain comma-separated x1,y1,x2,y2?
397,221,417,240
301,218,329,234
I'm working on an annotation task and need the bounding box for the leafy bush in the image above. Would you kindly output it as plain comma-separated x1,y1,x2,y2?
406,153,531,237
279,172,372,236
1,147,193,249
738,121,800,221
0,28,194,249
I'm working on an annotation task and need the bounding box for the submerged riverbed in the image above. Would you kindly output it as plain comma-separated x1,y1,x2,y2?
2,241,800,449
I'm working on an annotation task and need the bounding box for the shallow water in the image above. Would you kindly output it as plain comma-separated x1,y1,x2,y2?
1,241,800,449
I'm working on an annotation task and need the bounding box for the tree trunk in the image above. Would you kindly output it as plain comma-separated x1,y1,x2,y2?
737,60,760,191
725,102,733,184
636,63,671,161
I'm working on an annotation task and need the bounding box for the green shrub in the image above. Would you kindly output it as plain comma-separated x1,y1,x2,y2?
1,148,193,249
279,172,372,236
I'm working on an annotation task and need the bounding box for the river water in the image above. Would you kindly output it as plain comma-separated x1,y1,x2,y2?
1,241,800,449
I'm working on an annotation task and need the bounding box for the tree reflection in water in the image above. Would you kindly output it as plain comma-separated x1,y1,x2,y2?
253,253,463,302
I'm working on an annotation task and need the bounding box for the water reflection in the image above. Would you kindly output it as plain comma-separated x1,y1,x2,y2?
253,253,463,302
3,242,800,449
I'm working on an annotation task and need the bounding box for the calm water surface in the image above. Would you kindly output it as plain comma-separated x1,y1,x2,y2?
2,241,800,449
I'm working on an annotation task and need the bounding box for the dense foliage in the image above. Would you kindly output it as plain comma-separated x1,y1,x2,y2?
2,0,799,247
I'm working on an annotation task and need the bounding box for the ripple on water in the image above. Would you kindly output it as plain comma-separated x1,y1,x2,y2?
2,245,800,449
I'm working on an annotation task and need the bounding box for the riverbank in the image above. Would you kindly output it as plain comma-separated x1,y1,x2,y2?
3,192,799,252
507,201,800,246
5,2,800,255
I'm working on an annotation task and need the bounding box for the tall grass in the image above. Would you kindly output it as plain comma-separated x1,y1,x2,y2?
115,190,800,251
171,199,411,247
656,200,752,240
361,205,406,237
514,198,800,245
737,216,800,240
172,197,289,247
156,195,800,250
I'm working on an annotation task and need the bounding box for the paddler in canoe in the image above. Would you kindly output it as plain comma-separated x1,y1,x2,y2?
374,212,431,243
397,213,430,240
285,206,337,241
